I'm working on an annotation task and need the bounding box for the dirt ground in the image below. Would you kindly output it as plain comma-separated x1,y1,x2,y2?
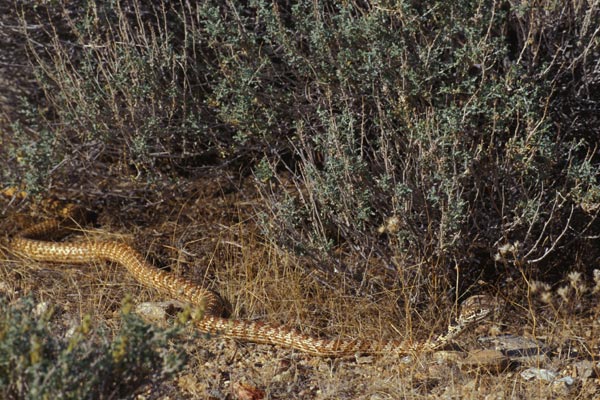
1,178,600,399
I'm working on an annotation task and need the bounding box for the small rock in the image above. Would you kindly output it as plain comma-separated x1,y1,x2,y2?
460,350,511,373
34,301,49,316
478,334,550,364
521,367,557,382
556,376,575,385
573,360,597,379
135,300,185,323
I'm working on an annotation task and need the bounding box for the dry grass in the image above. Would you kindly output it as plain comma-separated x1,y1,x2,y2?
1,177,599,399
2,1,600,397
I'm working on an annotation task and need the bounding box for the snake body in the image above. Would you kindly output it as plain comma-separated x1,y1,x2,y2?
9,217,495,357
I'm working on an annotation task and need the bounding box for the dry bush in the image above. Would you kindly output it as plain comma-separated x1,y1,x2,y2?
1,2,599,396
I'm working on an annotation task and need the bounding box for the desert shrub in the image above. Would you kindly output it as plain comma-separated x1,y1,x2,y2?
244,1,598,295
2,0,600,298
0,298,186,400
208,0,600,297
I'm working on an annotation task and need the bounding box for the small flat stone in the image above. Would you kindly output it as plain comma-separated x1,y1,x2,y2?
521,367,557,382
460,349,512,373
136,300,186,323
478,334,550,364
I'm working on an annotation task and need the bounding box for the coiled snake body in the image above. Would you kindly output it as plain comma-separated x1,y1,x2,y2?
9,216,495,357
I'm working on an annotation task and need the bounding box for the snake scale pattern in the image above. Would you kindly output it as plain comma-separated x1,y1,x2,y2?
9,215,495,357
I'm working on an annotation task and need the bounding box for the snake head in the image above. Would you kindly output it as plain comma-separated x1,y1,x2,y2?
457,294,499,325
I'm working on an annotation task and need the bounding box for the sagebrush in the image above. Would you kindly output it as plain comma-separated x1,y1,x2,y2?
2,0,599,301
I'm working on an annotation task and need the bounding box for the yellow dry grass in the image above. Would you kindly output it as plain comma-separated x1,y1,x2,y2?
1,178,599,399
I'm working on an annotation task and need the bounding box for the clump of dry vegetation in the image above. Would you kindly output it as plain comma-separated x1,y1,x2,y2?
1,0,600,398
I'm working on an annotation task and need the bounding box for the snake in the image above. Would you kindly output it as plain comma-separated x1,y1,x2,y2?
8,214,495,357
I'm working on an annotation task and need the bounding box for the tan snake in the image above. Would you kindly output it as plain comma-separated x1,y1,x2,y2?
8,215,495,357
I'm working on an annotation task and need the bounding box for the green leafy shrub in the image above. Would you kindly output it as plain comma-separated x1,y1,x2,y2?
0,298,186,400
